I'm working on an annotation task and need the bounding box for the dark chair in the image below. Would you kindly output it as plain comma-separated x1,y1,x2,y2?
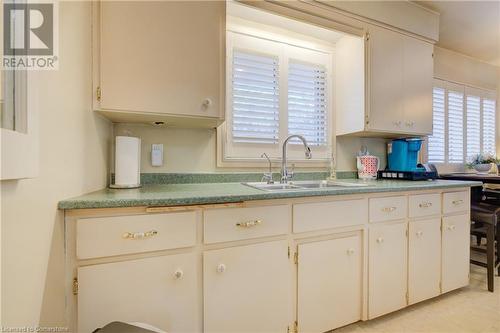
470,202,500,292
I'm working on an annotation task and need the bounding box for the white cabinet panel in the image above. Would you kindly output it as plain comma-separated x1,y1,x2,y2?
408,218,441,304
369,196,407,223
78,253,199,333
442,214,470,292
402,36,433,134
368,26,404,133
298,235,362,333
369,222,407,319
443,191,469,214
408,193,441,218
203,241,291,333
98,1,224,119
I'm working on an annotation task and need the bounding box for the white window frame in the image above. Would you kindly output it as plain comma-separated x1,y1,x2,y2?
217,30,334,167
427,78,497,172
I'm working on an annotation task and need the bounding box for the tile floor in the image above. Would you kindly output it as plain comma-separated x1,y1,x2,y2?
335,265,500,333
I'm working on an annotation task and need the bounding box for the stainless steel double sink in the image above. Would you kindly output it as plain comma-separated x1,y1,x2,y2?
243,180,369,192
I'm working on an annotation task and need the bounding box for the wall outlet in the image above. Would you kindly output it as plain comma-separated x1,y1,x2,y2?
151,144,164,167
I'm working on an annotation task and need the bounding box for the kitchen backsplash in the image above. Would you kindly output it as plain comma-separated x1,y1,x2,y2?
114,123,388,173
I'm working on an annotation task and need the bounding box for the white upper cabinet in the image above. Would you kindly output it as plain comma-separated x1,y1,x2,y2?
336,25,434,136
94,1,225,127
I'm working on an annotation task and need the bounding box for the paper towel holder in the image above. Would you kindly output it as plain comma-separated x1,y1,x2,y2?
109,136,142,189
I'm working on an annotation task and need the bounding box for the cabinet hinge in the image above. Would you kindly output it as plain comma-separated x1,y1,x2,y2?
294,251,298,265
96,86,101,102
406,228,409,237
439,281,442,291
287,326,290,333
294,320,298,333
288,246,290,259
405,291,409,303
72,277,79,295
365,32,370,41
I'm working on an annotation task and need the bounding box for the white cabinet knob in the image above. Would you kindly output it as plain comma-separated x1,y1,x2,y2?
447,225,456,231
216,264,226,274
347,248,355,255
173,269,184,280
202,98,212,108
376,237,384,243
416,231,423,237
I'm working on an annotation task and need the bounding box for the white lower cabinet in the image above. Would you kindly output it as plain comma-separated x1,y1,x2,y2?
297,235,362,333
203,240,292,333
77,253,199,333
408,218,441,304
368,222,408,319
442,214,470,293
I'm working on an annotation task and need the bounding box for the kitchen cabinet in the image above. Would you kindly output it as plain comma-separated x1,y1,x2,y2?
368,221,408,319
408,218,441,304
368,26,433,135
203,241,291,333
337,25,433,136
93,1,225,127
77,253,200,333
297,235,362,333
442,214,470,293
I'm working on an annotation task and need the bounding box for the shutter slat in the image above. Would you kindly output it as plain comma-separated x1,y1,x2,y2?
288,61,328,146
429,87,446,163
448,91,464,163
231,50,280,144
483,99,496,155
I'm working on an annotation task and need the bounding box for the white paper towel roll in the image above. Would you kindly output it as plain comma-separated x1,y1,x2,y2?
114,136,141,187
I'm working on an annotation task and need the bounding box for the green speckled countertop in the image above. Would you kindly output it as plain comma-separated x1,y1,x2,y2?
58,179,481,210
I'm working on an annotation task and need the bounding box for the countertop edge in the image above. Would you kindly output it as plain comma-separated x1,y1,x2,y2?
58,181,482,210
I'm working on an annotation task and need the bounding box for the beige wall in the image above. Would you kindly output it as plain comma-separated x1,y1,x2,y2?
114,123,388,173
1,2,111,327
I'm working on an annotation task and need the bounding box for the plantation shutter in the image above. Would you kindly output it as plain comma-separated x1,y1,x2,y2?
231,50,280,144
483,99,496,156
287,61,327,146
428,87,445,163
447,90,464,164
466,95,481,159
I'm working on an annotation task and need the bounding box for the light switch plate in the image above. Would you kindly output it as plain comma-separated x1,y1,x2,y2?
151,144,163,167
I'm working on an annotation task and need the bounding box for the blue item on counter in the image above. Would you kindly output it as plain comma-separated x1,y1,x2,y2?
387,138,423,171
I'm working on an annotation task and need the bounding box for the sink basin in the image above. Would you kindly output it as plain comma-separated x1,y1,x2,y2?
243,180,368,191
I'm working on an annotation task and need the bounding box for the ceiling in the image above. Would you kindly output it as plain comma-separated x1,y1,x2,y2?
415,1,500,67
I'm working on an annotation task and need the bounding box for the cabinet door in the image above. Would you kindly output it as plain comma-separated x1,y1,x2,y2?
442,214,470,293
99,1,224,118
402,36,433,134
78,253,199,333
408,218,441,304
369,222,407,319
298,235,362,333
204,241,291,333
368,26,404,132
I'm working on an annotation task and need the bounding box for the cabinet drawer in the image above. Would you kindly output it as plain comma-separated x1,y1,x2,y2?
293,199,367,233
204,205,289,244
409,193,441,218
77,211,197,259
443,191,469,214
369,196,407,223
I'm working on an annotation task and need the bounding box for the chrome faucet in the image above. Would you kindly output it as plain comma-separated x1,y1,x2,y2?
281,135,312,183
261,153,274,184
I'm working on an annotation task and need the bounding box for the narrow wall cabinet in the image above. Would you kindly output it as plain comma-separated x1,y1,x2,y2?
93,1,225,126
203,241,292,333
368,221,408,319
297,235,362,333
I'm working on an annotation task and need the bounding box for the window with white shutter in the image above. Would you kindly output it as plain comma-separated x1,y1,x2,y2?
483,98,496,156
466,95,481,159
448,90,464,164
223,30,333,163
288,61,327,146
232,51,280,144
428,79,497,167
428,87,445,163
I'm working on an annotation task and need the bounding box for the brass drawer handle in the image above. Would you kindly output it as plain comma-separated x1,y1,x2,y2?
452,199,464,205
419,202,433,208
236,219,262,228
381,206,397,213
122,230,158,240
